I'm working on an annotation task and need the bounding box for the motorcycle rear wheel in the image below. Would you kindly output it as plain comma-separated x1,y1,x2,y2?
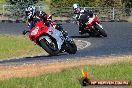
39,35,59,55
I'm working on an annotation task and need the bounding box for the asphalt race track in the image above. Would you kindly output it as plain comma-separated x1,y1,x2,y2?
0,22,132,64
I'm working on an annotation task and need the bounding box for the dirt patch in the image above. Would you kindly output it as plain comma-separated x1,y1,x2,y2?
0,55,132,80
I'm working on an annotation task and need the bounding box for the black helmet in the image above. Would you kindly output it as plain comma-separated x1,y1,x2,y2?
25,5,36,17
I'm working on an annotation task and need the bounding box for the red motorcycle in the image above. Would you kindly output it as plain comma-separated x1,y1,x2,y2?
84,14,107,37
23,20,77,55
74,14,107,37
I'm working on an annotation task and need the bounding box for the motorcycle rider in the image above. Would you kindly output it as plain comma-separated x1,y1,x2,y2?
72,3,93,34
23,5,68,37
23,5,52,33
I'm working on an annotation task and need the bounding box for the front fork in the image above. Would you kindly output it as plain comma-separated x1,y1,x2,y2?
92,22,103,36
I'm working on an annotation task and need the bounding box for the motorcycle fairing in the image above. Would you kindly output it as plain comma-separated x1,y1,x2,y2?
86,15,99,28
46,25,64,50
29,20,49,42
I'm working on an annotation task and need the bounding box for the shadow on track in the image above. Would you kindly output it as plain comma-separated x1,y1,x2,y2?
0,53,69,64
70,35,103,38
70,35,90,38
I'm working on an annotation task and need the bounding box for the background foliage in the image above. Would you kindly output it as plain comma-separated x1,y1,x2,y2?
0,0,131,21
50,0,132,8
5,0,39,20
1,0,131,8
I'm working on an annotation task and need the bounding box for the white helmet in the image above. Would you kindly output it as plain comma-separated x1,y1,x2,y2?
72,3,81,14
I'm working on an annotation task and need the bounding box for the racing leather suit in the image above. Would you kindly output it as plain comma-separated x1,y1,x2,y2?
25,11,68,37
27,11,51,29
73,9,93,34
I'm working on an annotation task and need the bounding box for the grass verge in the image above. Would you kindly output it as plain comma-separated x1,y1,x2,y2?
0,34,45,59
0,61,131,88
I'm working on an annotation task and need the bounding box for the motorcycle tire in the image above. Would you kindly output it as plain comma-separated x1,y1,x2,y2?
39,35,59,55
95,23,107,37
65,41,77,54
98,29,107,37
80,77,90,86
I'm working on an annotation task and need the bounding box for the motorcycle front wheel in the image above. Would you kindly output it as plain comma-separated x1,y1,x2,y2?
95,23,107,37
39,35,59,55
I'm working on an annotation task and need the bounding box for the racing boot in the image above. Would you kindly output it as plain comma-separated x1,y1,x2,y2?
56,24,68,37
79,21,86,35
61,29,68,37
79,27,85,35
79,30,85,35
59,28,72,42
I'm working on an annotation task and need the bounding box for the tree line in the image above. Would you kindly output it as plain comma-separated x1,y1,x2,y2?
5,0,132,8
50,0,132,8
4,0,132,21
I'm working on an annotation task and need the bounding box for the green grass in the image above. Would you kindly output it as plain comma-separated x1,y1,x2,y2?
0,0,5,4
0,62,132,88
0,34,44,59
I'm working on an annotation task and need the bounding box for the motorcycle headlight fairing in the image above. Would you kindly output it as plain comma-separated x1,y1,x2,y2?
31,26,39,35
